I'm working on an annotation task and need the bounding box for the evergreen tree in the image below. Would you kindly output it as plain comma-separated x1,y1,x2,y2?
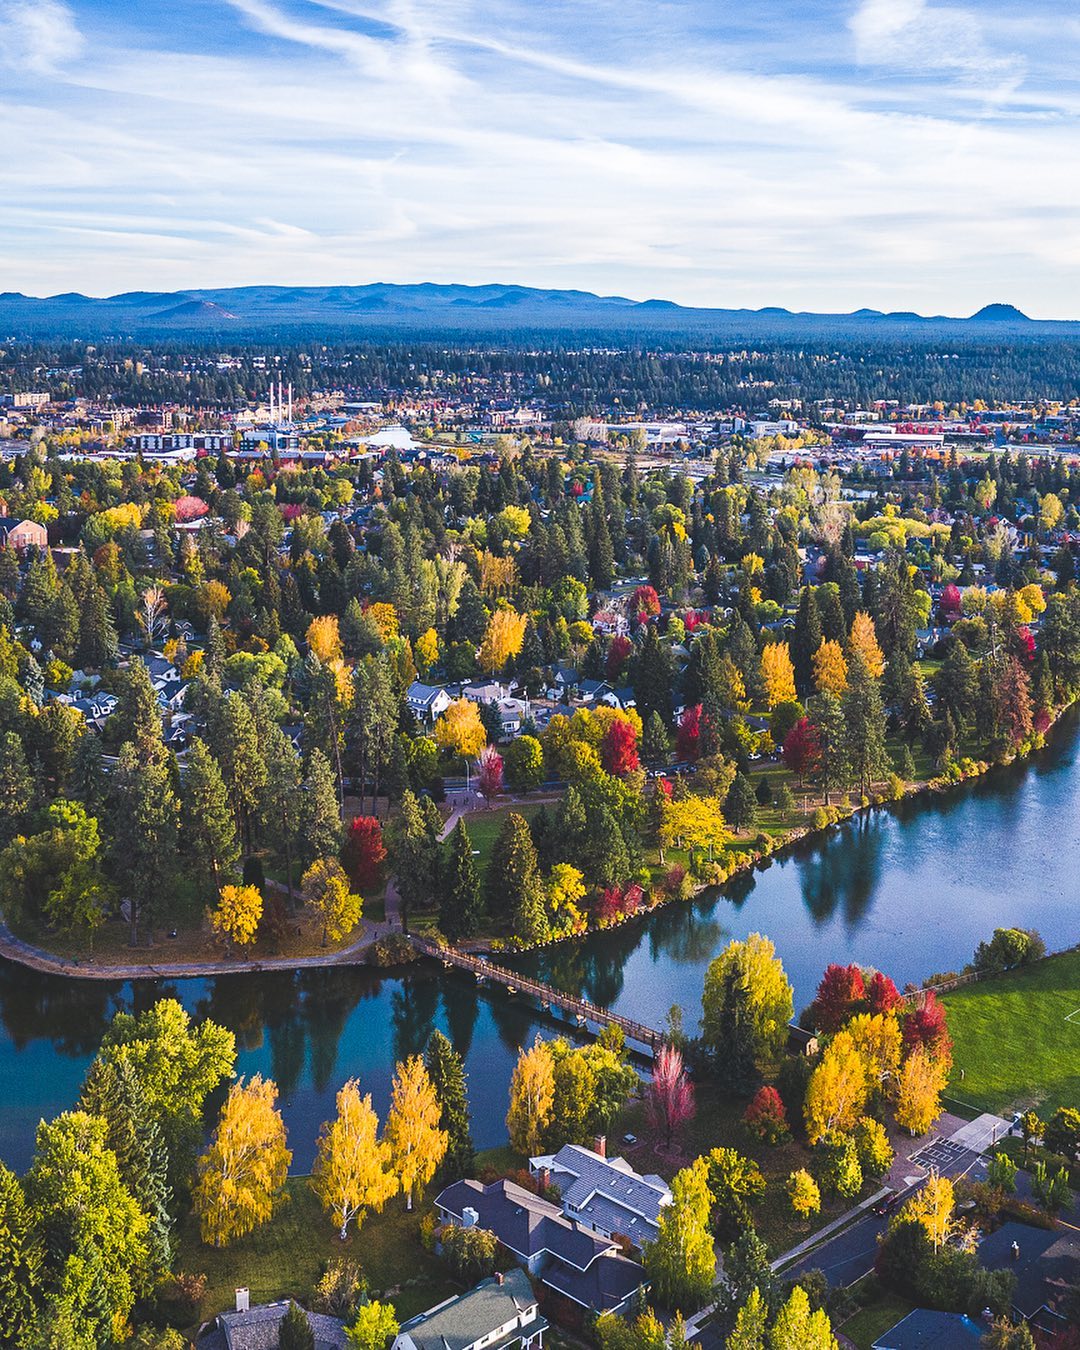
792,588,822,697
587,484,615,590
713,970,760,1096
425,1031,474,1182
633,626,674,727
726,772,758,832
439,819,482,942
183,738,241,899
279,1302,314,1350
841,653,890,796
0,730,32,845
108,742,179,944
487,812,549,944
303,748,342,865
720,1226,777,1318
261,723,303,900
77,581,119,668
0,1162,40,1347
642,709,669,764
387,789,442,931
113,657,163,757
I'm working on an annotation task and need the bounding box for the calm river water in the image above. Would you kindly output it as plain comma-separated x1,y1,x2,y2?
2,712,1079,1172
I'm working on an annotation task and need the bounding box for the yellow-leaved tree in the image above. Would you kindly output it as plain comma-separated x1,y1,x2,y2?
899,1169,955,1250
311,1079,399,1240
415,627,439,678
895,1045,948,1136
301,858,362,945
307,614,343,663
506,1036,555,1155
813,639,848,696
761,641,797,707
384,1056,448,1211
849,611,885,679
194,1074,291,1246
846,1012,902,1096
804,1030,868,1144
787,1168,821,1221
657,793,728,863
478,607,527,674
208,884,263,953
434,698,486,760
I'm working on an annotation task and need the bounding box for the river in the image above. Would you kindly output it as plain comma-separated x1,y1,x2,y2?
1,712,1079,1173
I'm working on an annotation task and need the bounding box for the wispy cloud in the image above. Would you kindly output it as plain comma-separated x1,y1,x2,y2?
0,0,1077,315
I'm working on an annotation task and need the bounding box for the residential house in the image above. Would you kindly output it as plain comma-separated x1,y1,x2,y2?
197,1298,347,1350
0,518,48,553
435,1177,645,1319
871,1309,983,1349
406,680,453,725
528,1143,672,1248
601,687,637,713
393,1270,546,1350
979,1221,1080,1326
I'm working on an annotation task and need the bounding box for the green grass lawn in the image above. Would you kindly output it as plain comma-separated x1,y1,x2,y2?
942,949,1080,1117
840,1285,915,1350
174,1177,458,1329
463,802,543,872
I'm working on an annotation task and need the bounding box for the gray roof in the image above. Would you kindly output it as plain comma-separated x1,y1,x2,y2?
436,1177,612,1270
397,1270,545,1350
979,1220,1080,1317
540,1248,646,1313
201,1301,348,1350
871,1309,982,1349
540,1145,671,1241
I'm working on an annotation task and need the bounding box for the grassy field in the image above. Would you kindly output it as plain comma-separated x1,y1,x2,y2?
462,801,544,872
840,1285,915,1350
942,948,1080,1117
174,1177,458,1328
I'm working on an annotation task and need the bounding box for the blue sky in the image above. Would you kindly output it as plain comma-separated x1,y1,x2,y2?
2,0,1079,314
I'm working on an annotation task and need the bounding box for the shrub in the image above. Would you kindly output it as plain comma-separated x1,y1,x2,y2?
743,1086,790,1145
973,927,1046,973
440,1224,498,1282
366,933,418,967
811,806,829,830
313,1260,366,1317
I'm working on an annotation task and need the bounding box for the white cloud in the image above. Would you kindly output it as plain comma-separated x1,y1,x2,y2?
849,0,1025,93
0,0,82,75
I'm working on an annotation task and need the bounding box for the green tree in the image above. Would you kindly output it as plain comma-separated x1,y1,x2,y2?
0,730,32,845
768,1284,838,1350
841,653,890,795
703,934,794,1066
503,734,545,792
644,1156,716,1312
304,747,343,864
77,580,119,669
260,722,303,899
112,657,164,757
721,1226,776,1319
633,626,674,727
0,1162,40,1346
728,1287,768,1350
27,1111,151,1350
347,1301,400,1350
487,811,549,944
706,1147,766,1242
425,1031,474,1182
108,741,179,945
439,819,482,942
792,588,823,697
207,692,266,849
279,1301,315,1350
387,789,442,931
642,710,669,764
726,772,758,831
183,738,240,899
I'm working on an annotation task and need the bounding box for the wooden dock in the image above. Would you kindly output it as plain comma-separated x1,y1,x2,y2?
409,936,663,1053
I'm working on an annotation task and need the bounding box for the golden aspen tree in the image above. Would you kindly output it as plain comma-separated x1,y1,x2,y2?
195,1075,291,1246
895,1045,948,1136
804,1030,868,1144
478,607,527,674
899,1169,955,1250
786,1168,821,1220
307,614,343,663
434,698,487,759
761,641,797,706
367,602,398,641
301,858,362,945
208,884,263,952
384,1056,448,1211
849,611,885,679
813,639,848,696
414,627,439,677
506,1036,555,1155
846,1012,902,1094
311,1079,398,1240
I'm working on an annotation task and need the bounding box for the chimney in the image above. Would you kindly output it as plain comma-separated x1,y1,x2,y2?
462,1206,479,1229
235,1288,250,1313
538,1167,550,1194
593,1135,607,1159
495,1271,504,1286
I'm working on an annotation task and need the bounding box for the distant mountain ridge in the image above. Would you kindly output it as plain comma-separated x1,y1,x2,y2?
0,282,1062,338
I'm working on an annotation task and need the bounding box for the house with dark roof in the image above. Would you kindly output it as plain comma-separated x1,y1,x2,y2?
393,1269,546,1350
435,1177,645,1317
197,1298,347,1350
405,680,453,724
529,1143,672,1247
979,1220,1080,1322
871,1309,983,1349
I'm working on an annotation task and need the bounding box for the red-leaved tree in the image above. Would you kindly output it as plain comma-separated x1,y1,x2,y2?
343,816,387,890
811,963,867,1033
634,584,661,619
174,494,209,523
646,1043,696,1147
602,718,640,777
742,1086,789,1145
677,704,703,761
940,583,962,621
476,744,504,803
783,718,821,782
902,990,953,1061
866,970,901,1016
605,634,633,681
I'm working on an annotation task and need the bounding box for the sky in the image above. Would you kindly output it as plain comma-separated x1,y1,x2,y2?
2,0,1080,315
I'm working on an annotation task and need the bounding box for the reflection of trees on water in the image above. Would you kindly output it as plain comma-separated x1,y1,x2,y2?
441,980,480,1060
795,813,883,929
0,965,121,1055
304,968,376,1093
646,904,727,966
722,868,757,910
390,973,441,1065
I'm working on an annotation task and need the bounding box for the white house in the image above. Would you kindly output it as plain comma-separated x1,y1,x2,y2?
393,1270,546,1350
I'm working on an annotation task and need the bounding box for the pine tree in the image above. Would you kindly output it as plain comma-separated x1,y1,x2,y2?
303,747,342,864
0,730,32,845
632,626,673,727
439,819,482,942
726,772,758,832
425,1030,474,1182
792,588,823,697
183,738,240,899
260,722,303,899
841,653,890,795
108,741,179,944
114,657,164,757
642,709,669,764
487,812,549,944
77,580,119,668
279,1300,315,1350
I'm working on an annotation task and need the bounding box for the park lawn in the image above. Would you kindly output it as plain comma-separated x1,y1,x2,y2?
942,949,1080,1117
174,1177,458,1328
465,802,544,873
840,1284,916,1350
